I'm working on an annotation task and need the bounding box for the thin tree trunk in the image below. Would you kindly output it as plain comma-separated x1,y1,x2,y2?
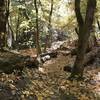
6,0,11,48
48,0,54,47
34,0,41,55
16,9,20,43
9,15,15,48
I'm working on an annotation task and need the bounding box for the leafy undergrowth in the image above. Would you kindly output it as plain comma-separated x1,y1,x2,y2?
0,48,100,100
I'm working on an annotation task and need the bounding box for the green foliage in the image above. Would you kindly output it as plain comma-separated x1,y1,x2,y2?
8,0,100,49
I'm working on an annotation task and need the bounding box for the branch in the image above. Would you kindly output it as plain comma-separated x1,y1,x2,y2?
75,27,79,35
97,19,100,30
49,0,54,26
85,0,96,31
75,0,84,27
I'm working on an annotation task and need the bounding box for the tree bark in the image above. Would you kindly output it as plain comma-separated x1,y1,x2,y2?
48,0,54,47
34,0,41,55
0,0,7,49
84,47,100,66
71,0,96,78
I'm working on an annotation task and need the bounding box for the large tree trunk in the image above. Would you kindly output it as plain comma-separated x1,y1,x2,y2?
0,0,7,49
70,0,96,78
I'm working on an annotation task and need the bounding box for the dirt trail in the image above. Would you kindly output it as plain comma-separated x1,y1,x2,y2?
42,54,73,73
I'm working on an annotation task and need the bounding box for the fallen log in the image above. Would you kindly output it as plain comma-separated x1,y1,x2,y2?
40,51,57,58
84,47,100,66
0,50,39,74
58,50,71,56
38,51,58,63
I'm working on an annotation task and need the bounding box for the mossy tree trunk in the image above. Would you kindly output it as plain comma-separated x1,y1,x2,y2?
70,0,96,78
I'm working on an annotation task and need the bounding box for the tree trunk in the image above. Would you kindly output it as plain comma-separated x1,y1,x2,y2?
0,0,7,49
48,0,54,47
71,0,96,78
34,0,41,55
15,8,20,47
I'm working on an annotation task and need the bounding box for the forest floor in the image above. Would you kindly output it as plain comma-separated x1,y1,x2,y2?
0,42,100,100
